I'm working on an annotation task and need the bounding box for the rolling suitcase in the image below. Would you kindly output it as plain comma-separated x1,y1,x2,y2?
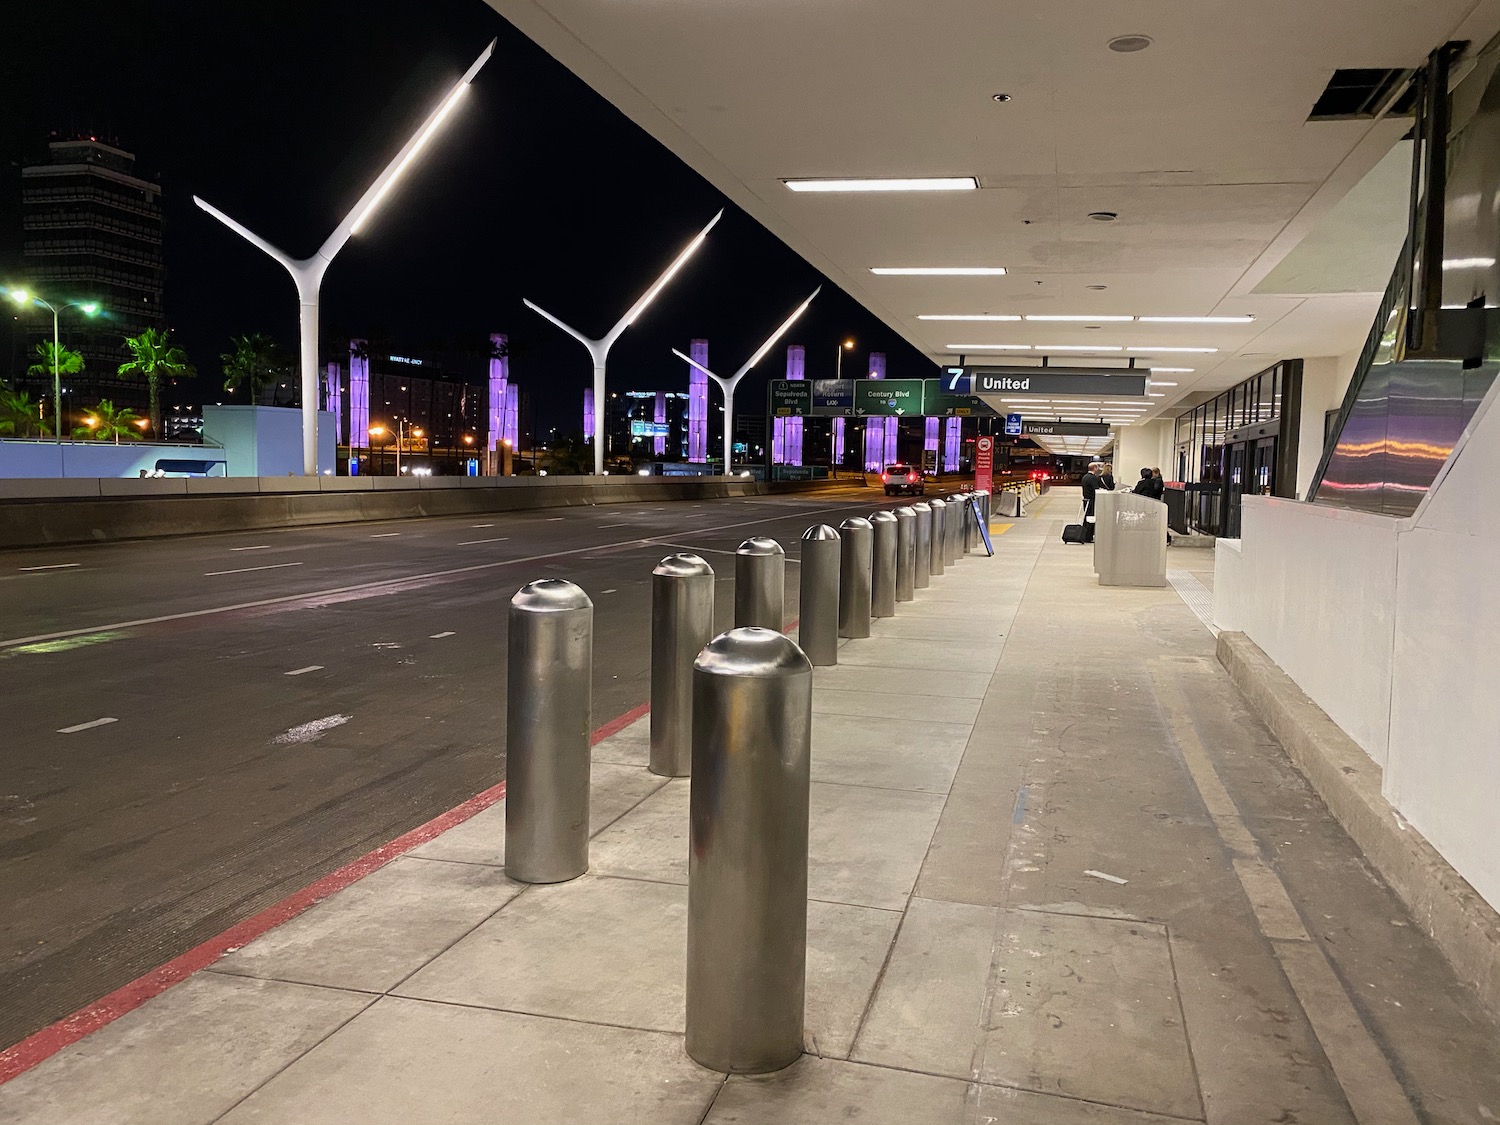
1061,524,1087,544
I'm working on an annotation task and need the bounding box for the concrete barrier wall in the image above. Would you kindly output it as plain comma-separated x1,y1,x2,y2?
0,475,852,549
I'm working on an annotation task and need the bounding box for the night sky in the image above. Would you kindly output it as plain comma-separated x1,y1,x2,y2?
0,0,935,435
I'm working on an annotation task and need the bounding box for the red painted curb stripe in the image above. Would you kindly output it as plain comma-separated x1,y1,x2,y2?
590,700,650,745
0,701,651,1086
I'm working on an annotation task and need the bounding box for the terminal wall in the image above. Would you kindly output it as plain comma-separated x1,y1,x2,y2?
1216,379,1500,910
1386,387,1500,911
1218,497,1398,766
1112,420,1173,482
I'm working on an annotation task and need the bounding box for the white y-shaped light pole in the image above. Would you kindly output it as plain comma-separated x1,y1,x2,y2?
673,287,820,474
194,40,496,476
525,210,723,476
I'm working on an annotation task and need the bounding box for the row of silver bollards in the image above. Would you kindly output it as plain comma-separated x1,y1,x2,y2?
501,489,988,1074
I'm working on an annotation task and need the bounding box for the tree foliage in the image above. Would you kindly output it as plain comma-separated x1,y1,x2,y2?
74,399,143,443
0,388,51,437
119,327,193,438
221,333,286,405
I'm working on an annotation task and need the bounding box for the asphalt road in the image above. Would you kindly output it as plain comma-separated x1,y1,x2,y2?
0,483,944,1048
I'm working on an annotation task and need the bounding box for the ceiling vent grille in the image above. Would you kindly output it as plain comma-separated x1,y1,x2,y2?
1308,68,1414,121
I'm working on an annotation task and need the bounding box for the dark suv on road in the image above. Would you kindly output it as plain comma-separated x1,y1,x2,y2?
882,463,925,496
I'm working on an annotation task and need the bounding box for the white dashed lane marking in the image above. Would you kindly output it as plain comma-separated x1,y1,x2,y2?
284,665,323,676
58,717,117,734
430,632,456,639
19,563,81,572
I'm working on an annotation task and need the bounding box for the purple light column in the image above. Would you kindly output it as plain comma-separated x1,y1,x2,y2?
349,339,369,448
583,388,595,441
654,390,667,456
687,339,708,462
833,417,845,465
786,345,805,466
324,361,343,443
944,417,961,472
504,384,519,448
488,333,509,451
925,416,939,471
863,352,886,469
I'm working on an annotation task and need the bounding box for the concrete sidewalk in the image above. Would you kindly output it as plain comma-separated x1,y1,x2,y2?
4,492,1499,1124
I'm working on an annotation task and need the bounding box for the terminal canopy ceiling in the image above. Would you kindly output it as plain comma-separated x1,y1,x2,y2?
487,0,1500,426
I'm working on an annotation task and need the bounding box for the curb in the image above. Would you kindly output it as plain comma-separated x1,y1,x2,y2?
0,700,652,1086
1217,631,1500,1022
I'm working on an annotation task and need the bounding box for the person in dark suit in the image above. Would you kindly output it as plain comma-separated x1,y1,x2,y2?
1133,467,1172,543
1081,461,1105,542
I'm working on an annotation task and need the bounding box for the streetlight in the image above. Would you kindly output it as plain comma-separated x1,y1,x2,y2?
836,337,855,379
524,210,723,477
7,289,100,439
194,39,495,477
672,287,820,474
368,420,422,475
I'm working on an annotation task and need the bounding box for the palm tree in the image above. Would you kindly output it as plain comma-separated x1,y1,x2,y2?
74,400,144,443
0,389,51,438
119,327,193,438
26,342,85,431
221,333,285,405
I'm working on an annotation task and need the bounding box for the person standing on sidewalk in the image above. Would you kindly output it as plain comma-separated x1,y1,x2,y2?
1081,461,1105,542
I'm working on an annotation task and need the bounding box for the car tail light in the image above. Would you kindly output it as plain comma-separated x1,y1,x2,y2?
907,472,918,483
881,472,889,482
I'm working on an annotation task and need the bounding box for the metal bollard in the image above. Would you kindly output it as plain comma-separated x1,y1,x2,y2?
869,510,898,617
650,554,715,778
687,627,812,1075
506,579,593,884
837,516,873,639
735,537,786,630
798,525,841,666
946,493,965,565
980,489,991,527
911,501,932,589
927,499,947,576
894,506,916,602
961,493,976,554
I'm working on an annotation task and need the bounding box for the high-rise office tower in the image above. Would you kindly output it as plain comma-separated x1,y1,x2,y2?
19,136,165,414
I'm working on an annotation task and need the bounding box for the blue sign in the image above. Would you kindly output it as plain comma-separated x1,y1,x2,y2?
810,378,854,415
943,367,972,394
1005,413,1023,436
630,421,670,438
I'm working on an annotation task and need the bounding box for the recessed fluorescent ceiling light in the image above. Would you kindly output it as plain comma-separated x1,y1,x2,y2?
873,266,1007,276
1135,315,1255,324
1152,367,1195,373
918,314,1021,321
1150,381,1178,386
785,177,978,192
1441,258,1496,269
1024,314,1135,322
1038,345,1123,351
1127,346,1218,353
947,343,1032,350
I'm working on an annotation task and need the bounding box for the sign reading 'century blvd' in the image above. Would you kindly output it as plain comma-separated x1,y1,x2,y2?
854,379,925,416
968,367,1150,398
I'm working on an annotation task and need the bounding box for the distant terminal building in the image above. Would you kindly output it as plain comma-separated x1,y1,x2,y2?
328,341,499,475
19,136,165,414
